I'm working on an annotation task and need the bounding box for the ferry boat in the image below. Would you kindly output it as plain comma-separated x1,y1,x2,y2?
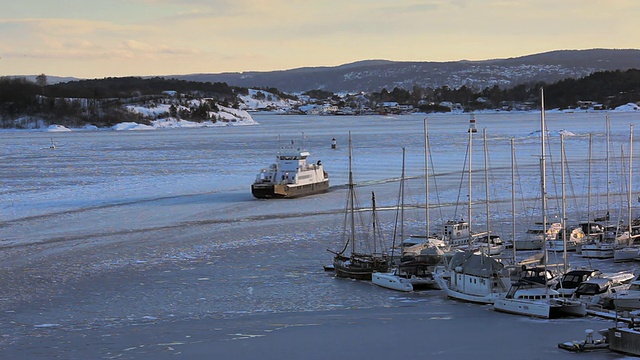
251,144,329,199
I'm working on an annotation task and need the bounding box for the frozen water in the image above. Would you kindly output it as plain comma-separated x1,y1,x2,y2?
1,111,640,358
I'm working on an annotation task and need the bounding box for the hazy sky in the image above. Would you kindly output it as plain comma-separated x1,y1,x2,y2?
1,0,638,79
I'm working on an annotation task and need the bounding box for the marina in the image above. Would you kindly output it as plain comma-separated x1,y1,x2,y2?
2,111,640,358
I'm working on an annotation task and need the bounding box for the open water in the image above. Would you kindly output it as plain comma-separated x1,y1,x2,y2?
1,112,640,359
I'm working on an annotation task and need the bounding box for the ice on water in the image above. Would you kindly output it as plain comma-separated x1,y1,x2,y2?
2,111,640,323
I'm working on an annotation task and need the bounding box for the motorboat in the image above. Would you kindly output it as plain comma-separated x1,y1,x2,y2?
546,227,585,252
372,268,413,292
514,222,562,251
493,281,587,318
474,234,504,256
554,269,603,297
614,244,640,263
612,270,640,311
251,142,329,198
581,241,615,259
572,277,628,309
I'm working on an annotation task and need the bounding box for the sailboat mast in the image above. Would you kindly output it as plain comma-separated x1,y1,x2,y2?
401,147,406,244
540,88,548,246
424,118,430,237
561,133,567,272
372,191,377,256
587,133,593,235
606,114,611,223
628,124,634,241
484,128,490,256
468,119,473,247
511,138,517,261
348,132,355,255
540,88,549,288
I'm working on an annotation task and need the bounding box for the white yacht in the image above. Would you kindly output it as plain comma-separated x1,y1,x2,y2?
546,227,585,252
493,281,586,318
252,144,329,198
612,270,640,311
475,234,504,256
514,222,562,251
494,89,586,319
581,224,620,259
372,268,414,292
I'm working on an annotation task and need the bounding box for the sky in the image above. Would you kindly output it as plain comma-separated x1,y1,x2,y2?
1,0,639,79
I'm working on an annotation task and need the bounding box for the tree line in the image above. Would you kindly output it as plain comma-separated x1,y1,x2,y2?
365,69,640,112
1,69,640,128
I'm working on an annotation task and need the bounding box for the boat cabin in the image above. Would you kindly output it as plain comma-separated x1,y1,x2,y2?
443,220,470,245
574,278,615,299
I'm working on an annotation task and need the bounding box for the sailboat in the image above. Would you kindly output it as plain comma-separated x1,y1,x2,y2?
373,147,417,292
581,115,616,259
330,132,389,280
398,119,451,289
614,124,640,262
493,88,586,318
436,128,511,304
376,119,450,291
546,135,586,254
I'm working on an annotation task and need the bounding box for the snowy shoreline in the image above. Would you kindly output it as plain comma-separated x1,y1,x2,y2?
2,102,638,132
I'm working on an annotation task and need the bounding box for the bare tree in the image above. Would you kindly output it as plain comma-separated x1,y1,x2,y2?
35,74,47,87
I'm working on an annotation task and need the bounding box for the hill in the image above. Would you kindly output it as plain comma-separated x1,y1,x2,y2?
169,49,640,93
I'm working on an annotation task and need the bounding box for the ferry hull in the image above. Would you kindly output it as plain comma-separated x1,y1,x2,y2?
251,180,329,199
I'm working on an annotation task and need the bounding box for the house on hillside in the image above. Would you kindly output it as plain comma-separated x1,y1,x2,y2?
438,101,463,111
577,100,604,110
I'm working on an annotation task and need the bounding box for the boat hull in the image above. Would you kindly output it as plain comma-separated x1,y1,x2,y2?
581,243,615,259
251,180,329,199
513,239,543,250
440,279,505,304
614,247,640,262
612,294,640,311
333,257,388,281
493,298,558,318
372,272,413,292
